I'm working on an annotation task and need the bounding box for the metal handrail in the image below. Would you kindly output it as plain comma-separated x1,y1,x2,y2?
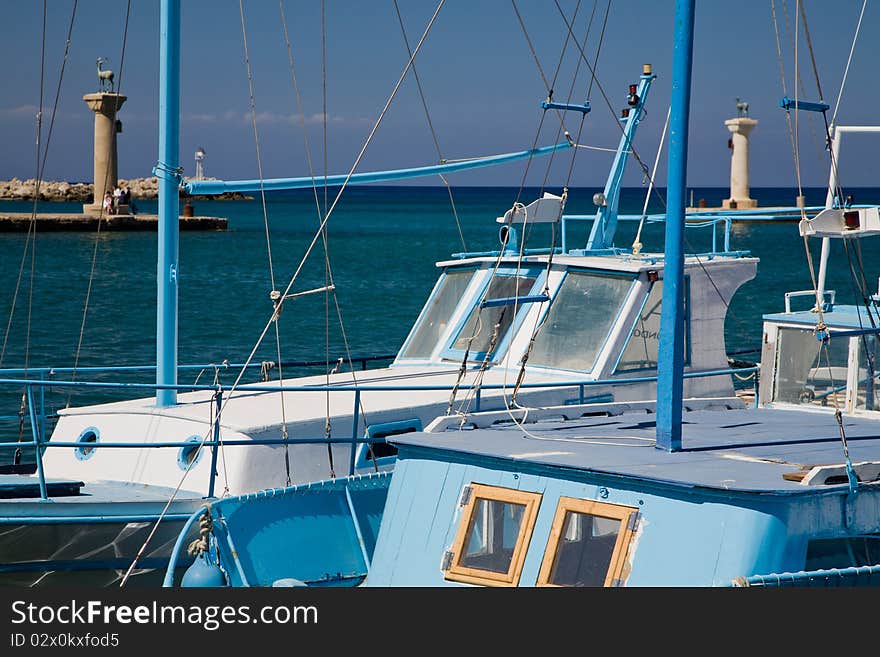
0,364,757,504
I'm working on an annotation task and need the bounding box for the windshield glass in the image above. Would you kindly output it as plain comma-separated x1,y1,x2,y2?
529,271,634,372
400,269,474,359
451,272,539,358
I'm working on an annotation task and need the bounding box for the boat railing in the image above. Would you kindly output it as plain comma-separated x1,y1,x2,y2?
784,289,836,312
556,214,740,257
0,363,758,503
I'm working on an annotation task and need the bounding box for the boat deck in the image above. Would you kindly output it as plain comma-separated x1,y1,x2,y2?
395,406,880,494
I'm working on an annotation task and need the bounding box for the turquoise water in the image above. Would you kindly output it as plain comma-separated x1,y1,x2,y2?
0,185,878,417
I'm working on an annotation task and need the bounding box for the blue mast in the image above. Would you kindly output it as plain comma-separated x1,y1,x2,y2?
656,0,695,451
156,0,180,407
585,68,656,250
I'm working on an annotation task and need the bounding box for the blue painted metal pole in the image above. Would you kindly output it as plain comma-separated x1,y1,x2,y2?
26,386,48,501
156,0,180,407
656,0,695,452
182,142,571,195
207,390,221,499
586,68,656,250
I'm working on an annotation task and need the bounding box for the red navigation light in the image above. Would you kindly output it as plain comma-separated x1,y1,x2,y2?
621,107,630,118
844,210,860,230
647,270,659,282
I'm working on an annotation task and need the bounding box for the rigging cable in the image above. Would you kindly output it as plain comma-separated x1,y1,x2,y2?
278,0,374,476
121,2,452,575
321,0,334,478
392,0,466,253
238,0,291,486
69,1,130,406
1,1,76,370
509,0,609,407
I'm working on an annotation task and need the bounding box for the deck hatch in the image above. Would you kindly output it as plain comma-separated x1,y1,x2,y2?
443,483,541,587
537,497,638,587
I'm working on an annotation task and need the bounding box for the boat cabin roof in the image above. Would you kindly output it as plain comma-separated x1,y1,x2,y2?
764,304,878,329
437,251,748,272
391,405,880,494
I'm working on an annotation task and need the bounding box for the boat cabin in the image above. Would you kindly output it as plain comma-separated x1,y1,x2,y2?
43,245,757,495
167,398,880,588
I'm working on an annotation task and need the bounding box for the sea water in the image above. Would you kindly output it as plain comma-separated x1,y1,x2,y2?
0,185,878,448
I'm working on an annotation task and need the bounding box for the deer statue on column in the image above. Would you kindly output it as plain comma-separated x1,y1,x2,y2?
96,57,114,92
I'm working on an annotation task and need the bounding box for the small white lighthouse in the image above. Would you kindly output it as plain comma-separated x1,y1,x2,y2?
722,99,758,209
194,147,206,180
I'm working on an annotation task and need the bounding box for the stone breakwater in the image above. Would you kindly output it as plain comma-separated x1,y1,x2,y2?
0,177,250,201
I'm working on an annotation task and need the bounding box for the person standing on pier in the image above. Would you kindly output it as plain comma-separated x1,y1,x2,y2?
102,192,114,215
112,186,123,213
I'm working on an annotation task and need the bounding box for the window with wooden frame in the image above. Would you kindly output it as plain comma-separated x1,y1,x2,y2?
443,484,542,587
537,497,639,587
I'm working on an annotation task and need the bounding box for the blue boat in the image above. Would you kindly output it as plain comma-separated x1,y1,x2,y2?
0,2,769,585
161,0,880,588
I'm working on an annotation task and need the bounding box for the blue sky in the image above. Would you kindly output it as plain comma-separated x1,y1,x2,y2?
1,1,876,188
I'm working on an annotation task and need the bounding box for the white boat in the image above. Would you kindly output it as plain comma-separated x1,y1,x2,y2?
0,1,766,585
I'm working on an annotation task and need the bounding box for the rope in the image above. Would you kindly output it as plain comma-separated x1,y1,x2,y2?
321,0,333,479
553,0,655,185
122,1,450,569
393,0,466,252
1,1,76,370
539,0,588,192
186,505,213,557
239,0,290,486
831,0,867,126
632,106,670,254
69,1,130,404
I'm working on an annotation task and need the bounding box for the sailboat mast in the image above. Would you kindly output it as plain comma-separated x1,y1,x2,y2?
156,0,180,407
656,0,695,451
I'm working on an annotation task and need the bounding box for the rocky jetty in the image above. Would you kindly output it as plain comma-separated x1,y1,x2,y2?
0,177,250,201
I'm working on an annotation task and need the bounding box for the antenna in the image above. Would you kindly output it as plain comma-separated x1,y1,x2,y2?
194,147,206,180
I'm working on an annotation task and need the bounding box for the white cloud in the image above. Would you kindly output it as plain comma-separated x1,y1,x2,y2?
0,104,41,117
182,110,369,126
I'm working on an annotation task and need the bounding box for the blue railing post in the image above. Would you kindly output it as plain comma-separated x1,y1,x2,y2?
25,385,49,501
38,371,46,442
349,389,361,476
656,0,695,452
207,390,221,499
156,0,180,408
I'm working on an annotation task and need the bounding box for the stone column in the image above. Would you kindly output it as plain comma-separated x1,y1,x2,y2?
82,92,127,214
722,116,758,209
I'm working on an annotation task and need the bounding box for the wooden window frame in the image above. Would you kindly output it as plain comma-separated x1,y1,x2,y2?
444,483,542,587
537,497,638,587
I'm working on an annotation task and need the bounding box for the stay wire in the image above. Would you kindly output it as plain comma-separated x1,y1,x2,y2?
1,1,75,370
239,0,290,485
69,0,129,405
393,0,466,252
10,0,48,465
322,0,334,478
540,0,592,193
122,0,450,581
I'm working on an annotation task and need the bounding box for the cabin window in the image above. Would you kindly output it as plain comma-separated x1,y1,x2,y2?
444,484,541,586
615,279,689,373
400,269,474,359
855,335,880,411
528,271,634,372
805,535,880,570
448,271,540,361
74,427,100,461
537,497,638,587
773,327,850,406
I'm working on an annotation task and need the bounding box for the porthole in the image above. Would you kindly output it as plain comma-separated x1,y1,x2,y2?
177,435,204,471
74,427,100,460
